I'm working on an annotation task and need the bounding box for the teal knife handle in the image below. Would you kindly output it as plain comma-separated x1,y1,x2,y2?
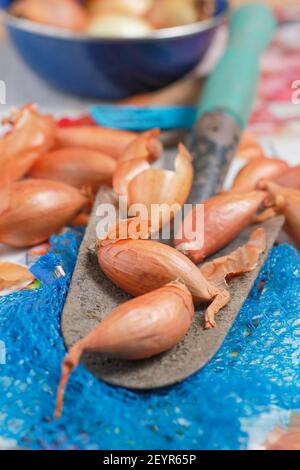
197,3,276,129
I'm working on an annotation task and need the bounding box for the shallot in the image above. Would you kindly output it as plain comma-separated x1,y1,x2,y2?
56,125,137,160
55,280,194,417
29,147,116,190
231,157,289,192
0,262,35,296
0,179,87,247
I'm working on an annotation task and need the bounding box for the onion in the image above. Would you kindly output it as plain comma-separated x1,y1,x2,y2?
87,12,153,37
0,179,87,247
127,144,193,227
29,147,116,190
259,181,300,245
175,191,266,263
0,262,35,296
119,129,162,163
86,0,153,17
236,131,266,161
11,0,87,31
54,280,194,417
56,126,137,160
231,157,289,192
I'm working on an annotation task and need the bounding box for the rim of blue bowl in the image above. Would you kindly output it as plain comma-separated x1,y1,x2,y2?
3,5,228,42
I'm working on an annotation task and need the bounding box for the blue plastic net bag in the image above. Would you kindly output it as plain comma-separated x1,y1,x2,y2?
0,228,299,450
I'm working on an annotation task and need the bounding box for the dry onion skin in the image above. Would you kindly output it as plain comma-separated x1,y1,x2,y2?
264,413,300,450
259,181,300,245
146,0,213,29
175,191,266,264
113,157,151,196
11,0,88,31
0,179,87,248
54,280,194,417
0,104,56,212
230,157,289,192
119,129,163,164
29,147,116,190
87,12,153,37
126,144,194,226
0,262,35,296
199,228,267,288
56,125,137,160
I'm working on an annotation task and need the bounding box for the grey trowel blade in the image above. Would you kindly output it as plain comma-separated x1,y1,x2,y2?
61,188,284,390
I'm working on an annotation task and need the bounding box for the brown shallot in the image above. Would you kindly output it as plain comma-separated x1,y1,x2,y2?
230,157,289,192
0,262,35,296
119,129,162,163
175,191,266,264
274,165,300,190
55,280,194,417
11,0,87,31
0,104,55,186
0,179,87,247
199,228,267,288
29,147,116,190
126,144,193,226
236,131,265,161
259,181,300,245
97,218,230,328
56,125,137,160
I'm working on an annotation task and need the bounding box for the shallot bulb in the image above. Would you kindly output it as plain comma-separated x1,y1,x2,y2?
29,147,116,190
86,0,153,17
175,191,266,264
0,179,87,247
259,181,300,245
274,165,300,190
199,228,267,287
231,157,289,192
56,125,137,160
236,131,265,161
125,144,194,227
147,0,199,29
11,0,87,31
0,104,55,183
0,262,35,296
87,13,153,37
55,281,194,417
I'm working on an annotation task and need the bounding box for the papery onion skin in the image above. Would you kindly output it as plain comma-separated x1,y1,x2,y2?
11,0,87,31
97,221,219,303
236,131,266,161
119,129,162,163
0,179,87,247
274,165,300,189
87,13,153,38
127,144,193,226
0,104,56,184
56,126,137,160
200,228,267,288
231,157,289,192
29,147,116,190
54,280,194,418
175,191,266,264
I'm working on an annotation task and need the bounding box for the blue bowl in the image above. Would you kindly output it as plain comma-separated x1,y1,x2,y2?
3,0,228,100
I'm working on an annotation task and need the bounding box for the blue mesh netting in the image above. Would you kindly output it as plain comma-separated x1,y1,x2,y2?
0,229,299,450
